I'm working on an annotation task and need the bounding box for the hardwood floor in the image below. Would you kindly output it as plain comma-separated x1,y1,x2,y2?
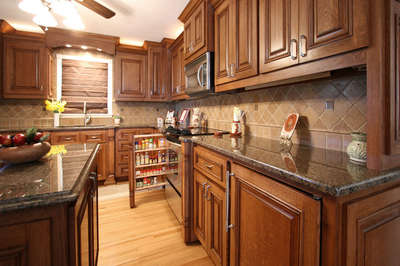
98,188,213,266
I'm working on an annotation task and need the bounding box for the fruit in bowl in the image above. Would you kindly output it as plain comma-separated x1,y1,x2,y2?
0,128,51,164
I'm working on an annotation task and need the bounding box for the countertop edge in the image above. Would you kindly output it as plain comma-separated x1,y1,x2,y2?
191,139,400,197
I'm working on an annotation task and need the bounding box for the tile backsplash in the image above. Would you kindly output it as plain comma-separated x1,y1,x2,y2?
175,70,367,151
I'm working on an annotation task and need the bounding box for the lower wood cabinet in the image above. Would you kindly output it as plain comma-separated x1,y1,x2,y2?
230,163,321,266
194,169,227,266
51,129,115,184
0,169,98,266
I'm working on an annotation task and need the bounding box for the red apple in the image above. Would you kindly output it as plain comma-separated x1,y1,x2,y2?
2,135,13,147
13,134,26,146
33,132,43,142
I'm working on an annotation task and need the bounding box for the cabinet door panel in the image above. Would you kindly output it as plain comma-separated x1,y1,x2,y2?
230,163,321,266
171,48,180,96
259,0,299,73
207,183,227,266
115,52,147,101
4,38,48,98
230,0,258,80
193,2,205,53
148,46,165,99
194,170,207,247
214,0,231,85
78,199,91,266
184,19,194,57
299,0,368,62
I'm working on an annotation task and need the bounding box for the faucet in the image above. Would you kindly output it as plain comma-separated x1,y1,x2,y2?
83,101,91,126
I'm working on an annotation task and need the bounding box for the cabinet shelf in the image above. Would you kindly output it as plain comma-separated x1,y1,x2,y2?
136,170,178,179
136,182,168,191
135,162,169,168
134,147,168,153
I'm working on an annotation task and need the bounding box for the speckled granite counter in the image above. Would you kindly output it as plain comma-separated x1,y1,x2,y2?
0,124,157,133
187,134,400,197
0,143,99,212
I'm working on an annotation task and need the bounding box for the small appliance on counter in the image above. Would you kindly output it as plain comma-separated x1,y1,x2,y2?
231,107,245,136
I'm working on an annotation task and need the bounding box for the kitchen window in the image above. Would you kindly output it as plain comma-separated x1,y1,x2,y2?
56,54,113,116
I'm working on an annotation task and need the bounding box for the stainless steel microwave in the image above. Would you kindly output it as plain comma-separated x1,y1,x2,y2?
184,52,214,96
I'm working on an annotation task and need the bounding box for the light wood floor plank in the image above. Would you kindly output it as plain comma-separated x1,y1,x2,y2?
98,189,214,266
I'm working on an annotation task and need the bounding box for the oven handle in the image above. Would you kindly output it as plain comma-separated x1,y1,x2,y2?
197,64,204,87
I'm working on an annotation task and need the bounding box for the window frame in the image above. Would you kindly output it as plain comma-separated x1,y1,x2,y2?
56,54,113,117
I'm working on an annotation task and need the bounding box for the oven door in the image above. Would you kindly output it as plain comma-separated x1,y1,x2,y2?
165,140,183,223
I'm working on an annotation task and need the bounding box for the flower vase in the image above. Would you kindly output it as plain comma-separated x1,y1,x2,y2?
54,113,60,127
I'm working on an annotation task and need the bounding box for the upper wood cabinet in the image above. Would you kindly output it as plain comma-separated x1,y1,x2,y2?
114,49,147,101
230,163,321,266
259,0,299,73
213,0,258,85
147,44,166,100
3,34,51,99
298,0,369,63
179,0,214,63
170,34,187,99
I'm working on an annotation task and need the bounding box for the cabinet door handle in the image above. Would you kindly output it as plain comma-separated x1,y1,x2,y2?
230,64,235,77
300,35,307,57
226,170,234,232
205,164,214,170
202,182,207,198
205,184,211,201
290,39,298,60
40,85,44,91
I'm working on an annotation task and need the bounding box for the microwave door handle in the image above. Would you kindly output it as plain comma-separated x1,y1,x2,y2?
197,64,204,87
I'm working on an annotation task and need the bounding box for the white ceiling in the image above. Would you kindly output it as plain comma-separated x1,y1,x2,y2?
0,0,189,45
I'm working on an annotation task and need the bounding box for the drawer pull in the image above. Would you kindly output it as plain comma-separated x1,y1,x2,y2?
205,164,214,170
90,136,98,139
64,137,72,141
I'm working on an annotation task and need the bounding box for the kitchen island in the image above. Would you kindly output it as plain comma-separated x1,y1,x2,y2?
0,143,100,266
183,134,400,266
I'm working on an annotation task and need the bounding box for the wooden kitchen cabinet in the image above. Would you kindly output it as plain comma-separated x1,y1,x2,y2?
147,43,166,100
259,0,299,73
179,0,214,64
230,163,321,266
298,0,369,63
213,0,258,85
3,33,51,99
170,33,187,99
260,0,368,72
51,129,115,184
194,169,208,247
114,47,147,101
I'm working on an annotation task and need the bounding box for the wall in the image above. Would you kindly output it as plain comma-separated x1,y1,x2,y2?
175,70,367,151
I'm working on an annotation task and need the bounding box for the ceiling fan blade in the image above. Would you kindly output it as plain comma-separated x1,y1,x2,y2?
75,0,116,19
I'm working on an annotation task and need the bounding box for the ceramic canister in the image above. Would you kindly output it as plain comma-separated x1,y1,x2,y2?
346,132,367,164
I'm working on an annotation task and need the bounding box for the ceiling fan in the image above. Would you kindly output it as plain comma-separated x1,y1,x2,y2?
18,0,115,30
74,0,115,19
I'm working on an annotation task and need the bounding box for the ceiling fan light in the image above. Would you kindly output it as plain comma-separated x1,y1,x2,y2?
52,0,79,18
18,0,47,15
33,10,58,27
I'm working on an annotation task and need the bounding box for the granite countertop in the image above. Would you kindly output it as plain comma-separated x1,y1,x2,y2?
0,143,99,212
187,134,400,197
0,124,157,133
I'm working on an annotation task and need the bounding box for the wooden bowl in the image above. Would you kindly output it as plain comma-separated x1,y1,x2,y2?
0,142,51,164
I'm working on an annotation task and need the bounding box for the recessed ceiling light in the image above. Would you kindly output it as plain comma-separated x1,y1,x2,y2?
81,45,88,50
65,44,72,48
96,48,102,52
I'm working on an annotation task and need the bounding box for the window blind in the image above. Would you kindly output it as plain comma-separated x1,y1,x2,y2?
61,59,108,114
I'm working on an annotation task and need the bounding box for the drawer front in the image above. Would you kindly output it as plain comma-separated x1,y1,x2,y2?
116,129,138,142
116,164,129,177
80,131,107,143
194,146,227,187
117,151,130,164
51,131,80,144
117,141,133,151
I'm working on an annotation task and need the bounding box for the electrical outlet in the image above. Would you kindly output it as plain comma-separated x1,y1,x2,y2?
325,100,334,111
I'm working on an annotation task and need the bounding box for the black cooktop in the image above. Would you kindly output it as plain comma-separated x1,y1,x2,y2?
164,126,229,143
